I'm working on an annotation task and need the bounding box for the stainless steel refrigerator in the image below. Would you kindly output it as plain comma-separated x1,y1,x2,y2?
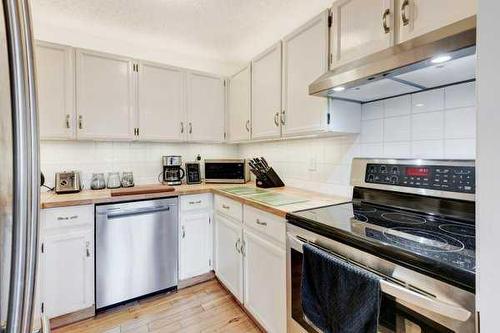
1,0,47,332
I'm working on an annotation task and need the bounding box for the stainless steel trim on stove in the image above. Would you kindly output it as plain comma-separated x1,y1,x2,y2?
286,224,476,333
309,16,476,98
351,158,475,201
288,234,471,322
3,0,40,332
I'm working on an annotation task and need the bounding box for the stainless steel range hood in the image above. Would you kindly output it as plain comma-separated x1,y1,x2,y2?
309,16,476,103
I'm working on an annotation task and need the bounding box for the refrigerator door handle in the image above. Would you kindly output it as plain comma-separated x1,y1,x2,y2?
3,0,40,332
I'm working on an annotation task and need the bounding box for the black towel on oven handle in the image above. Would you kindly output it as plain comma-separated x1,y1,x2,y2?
301,243,382,333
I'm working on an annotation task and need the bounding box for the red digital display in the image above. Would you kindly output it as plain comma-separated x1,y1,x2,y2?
406,167,430,177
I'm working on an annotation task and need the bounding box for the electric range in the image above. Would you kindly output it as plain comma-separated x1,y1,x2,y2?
286,158,476,333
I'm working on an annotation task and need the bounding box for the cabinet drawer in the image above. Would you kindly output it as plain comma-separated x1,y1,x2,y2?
42,205,94,230
214,195,242,222
180,193,212,212
244,205,285,245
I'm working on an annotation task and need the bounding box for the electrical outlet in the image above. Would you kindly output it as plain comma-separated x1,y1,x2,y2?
308,157,317,171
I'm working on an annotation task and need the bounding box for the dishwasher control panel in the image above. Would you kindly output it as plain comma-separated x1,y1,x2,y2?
365,163,475,193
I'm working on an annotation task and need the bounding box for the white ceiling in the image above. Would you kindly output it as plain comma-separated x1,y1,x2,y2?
31,0,333,75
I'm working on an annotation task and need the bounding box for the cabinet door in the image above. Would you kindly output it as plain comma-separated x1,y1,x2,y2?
251,42,282,140
41,230,93,318
332,0,394,67
243,230,286,333
396,0,476,43
36,41,75,140
76,49,135,140
187,72,225,142
214,213,243,302
282,11,329,137
228,65,251,142
179,211,212,280
138,62,186,142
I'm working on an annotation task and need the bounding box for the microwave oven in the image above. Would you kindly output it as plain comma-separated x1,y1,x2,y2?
204,159,250,184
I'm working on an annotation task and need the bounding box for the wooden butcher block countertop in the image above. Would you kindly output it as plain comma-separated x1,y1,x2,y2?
40,182,349,218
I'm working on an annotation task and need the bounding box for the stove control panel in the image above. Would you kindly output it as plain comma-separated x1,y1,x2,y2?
365,163,475,193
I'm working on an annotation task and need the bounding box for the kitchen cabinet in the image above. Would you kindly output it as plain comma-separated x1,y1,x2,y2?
179,194,213,280
39,205,94,319
243,229,286,333
214,212,244,302
75,49,135,140
396,0,476,43
331,0,394,67
36,41,75,140
227,65,251,142
186,71,225,143
137,61,186,142
282,10,330,137
251,42,282,140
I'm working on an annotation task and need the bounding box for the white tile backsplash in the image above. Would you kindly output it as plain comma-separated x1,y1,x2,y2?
360,119,384,143
362,101,384,120
412,88,445,113
411,140,444,159
411,111,444,141
445,82,476,109
444,107,476,139
384,116,411,142
384,95,411,118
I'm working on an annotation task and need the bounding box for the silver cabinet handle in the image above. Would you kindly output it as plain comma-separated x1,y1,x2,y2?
401,0,410,26
78,115,83,129
281,110,286,125
85,241,91,257
182,225,186,238
65,114,70,128
189,200,202,205
57,215,78,221
180,122,184,134
274,112,280,127
189,122,192,134
222,204,230,210
235,238,241,253
256,219,267,226
245,120,250,132
382,8,391,33
240,240,246,257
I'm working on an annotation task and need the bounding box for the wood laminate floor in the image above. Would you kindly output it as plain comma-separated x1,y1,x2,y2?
53,279,262,333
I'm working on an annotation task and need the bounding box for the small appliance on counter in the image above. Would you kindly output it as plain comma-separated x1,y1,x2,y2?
162,155,185,186
204,159,250,183
248,157,284,188
55,171,82,194
185,162,201,184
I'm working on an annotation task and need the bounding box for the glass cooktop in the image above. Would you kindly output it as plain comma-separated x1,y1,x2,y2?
291,201,476,273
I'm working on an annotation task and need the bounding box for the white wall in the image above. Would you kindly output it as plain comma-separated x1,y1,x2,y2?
239,82,476,198
477,0,500,329
40,141,238,190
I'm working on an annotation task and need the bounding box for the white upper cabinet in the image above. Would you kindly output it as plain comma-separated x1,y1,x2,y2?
186,71,225,143
76,49,135,140
396,0,476,43
228,65,251,142
36,41,75,140
137,61,185,142
331,0,394,67
282,10,330,137
251,42,282,140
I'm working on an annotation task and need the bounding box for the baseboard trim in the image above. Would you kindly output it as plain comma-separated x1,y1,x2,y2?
178,271,215,289
49,305,95,329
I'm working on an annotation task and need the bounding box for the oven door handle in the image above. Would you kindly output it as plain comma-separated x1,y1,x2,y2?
287,234,472,322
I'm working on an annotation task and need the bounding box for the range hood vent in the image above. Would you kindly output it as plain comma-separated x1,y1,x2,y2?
309,16,476,103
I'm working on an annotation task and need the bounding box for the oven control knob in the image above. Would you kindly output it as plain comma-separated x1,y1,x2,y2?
390,176,398,184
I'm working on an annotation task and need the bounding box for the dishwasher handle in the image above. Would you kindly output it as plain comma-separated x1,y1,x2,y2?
103,206,172,219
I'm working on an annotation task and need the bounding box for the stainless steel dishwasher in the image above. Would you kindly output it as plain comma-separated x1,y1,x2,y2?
95,197,178,309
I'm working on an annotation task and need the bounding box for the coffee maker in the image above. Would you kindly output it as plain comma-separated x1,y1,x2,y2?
162,156,185,185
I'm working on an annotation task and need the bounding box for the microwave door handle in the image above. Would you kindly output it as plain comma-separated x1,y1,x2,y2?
4,0,40,332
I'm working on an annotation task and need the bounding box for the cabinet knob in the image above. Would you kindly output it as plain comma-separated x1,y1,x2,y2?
274,112,280,127
65,114,71,129
281,110,286,125
235,238,241,254
222,204,230,210
245,120,250,132
256,219,267,226
85,241,91,257
182,225,186,238
180,122,184,134
382,9,391,34
189,122,193,134
78,115,83,130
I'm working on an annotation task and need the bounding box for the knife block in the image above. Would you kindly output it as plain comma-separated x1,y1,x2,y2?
254,167,285,188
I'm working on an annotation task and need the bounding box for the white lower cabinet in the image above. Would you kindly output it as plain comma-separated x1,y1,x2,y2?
39,205,94,319
243,229,286,333
215,212,244,302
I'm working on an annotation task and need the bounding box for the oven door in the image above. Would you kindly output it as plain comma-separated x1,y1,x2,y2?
286,226,476,333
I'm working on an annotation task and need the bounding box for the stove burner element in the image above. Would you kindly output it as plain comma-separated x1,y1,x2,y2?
383,227,464,253
439,224,475,238
353,214,368,223
381,212,426,225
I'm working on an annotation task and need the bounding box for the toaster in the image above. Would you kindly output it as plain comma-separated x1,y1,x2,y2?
55,171,82,194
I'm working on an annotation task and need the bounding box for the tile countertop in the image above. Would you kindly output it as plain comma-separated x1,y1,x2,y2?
40,182,349,218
